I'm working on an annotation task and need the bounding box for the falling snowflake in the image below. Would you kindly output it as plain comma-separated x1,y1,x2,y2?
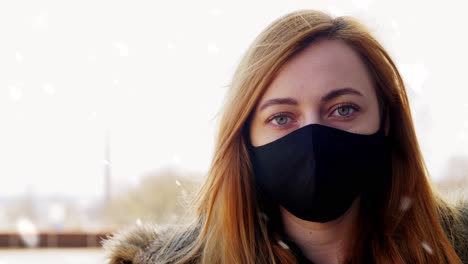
421,241,433,254
90,111,98,120
207,43,219,55
48,203,66,230
390,19,399,29
398,63,429,95
15,51,23,63
16,217,39,248
351,0,372,11
112,42,129,57
399,196,412,211
258,212,269,222
136,218,142,226
32,14,48,29
175,180,181,186
9,85,23,101
167,42,176,50
324,6,346,17
277,240,289,250
209,8,222,16
171,155,182,167
43,83,56,96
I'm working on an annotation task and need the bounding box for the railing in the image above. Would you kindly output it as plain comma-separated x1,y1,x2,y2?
0,232,111,248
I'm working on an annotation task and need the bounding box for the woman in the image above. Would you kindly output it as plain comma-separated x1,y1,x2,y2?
103,10,468,263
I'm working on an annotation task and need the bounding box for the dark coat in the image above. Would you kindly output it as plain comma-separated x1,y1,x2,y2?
102,201,468,264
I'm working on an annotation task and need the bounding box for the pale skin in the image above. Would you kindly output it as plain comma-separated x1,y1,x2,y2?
249,39,387,264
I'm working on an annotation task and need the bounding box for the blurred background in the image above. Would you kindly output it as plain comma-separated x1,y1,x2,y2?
1,0,467,263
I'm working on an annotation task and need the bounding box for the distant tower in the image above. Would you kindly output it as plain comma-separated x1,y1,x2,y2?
104,129,112,205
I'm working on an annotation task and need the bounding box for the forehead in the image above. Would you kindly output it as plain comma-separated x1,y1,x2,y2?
260,38,376,103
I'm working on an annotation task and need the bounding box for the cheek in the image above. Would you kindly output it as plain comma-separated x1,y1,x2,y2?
360,105,381,134
249,121,268,147
371,102,382,131
248,120,260,147
249,116,282,147
250,122,294,147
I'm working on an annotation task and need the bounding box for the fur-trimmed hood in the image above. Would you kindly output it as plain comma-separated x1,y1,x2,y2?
102,201,468,264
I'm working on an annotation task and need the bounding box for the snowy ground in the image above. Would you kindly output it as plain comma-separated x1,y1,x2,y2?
0,248,106,264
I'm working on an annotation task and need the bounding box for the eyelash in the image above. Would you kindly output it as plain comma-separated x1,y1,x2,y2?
332,102,360,117
266,102,360,128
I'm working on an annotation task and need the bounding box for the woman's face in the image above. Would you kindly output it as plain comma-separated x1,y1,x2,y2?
249,39,381,147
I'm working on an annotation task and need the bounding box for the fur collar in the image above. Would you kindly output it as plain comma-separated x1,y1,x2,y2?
102,201,468,264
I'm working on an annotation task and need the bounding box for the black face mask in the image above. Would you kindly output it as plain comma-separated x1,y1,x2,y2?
246,123,389,223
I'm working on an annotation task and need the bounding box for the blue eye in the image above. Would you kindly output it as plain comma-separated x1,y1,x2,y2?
273,115,290,125
331,104,359,118
336,106,353,116
267,113,292,127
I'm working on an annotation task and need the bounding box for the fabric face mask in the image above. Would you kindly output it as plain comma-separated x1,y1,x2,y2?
247,123,389,223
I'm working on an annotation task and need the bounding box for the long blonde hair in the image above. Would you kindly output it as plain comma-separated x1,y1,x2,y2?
160,10,463,264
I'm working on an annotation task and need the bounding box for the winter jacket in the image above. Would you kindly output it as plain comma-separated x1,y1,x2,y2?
102,201,468,264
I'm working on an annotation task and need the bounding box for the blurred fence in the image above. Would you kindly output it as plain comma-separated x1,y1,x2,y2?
0,232,109,248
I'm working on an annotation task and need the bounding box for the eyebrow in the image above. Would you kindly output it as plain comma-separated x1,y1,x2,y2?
259,87,363,112
320,87,363,103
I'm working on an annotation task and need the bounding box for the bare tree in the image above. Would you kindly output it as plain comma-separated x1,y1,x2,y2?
102,167,202,229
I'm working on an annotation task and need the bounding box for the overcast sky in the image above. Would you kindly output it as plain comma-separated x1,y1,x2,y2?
1,0,467,199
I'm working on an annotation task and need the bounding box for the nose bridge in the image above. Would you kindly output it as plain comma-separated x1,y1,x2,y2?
302,107,321,127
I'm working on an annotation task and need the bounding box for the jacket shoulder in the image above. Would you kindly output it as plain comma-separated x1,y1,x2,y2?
455,200,468,263
439,198,468,263
101,222,199,264
101,223,173,264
